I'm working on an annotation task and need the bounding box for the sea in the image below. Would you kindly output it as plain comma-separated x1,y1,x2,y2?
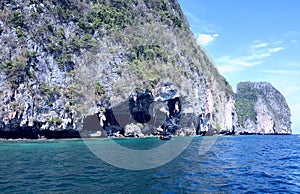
0,135,300,193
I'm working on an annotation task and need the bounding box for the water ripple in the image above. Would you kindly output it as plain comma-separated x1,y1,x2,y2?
0,136,300,193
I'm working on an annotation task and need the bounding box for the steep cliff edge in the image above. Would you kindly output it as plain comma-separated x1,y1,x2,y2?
0,0,235,138
236,82,291,134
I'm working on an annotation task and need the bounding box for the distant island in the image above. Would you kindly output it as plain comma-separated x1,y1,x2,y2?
0,0,291,139
235,82,291,135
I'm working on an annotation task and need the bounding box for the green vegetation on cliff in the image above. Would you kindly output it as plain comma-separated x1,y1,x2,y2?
0,0,234,135
0,0,190,89
235,82,258,125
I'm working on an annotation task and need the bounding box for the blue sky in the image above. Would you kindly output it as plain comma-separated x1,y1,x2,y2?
178,0,300,134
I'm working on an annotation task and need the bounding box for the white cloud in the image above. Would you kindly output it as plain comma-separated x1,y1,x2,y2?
245,46,283,61
253,42,269,48
217,65,241,73
217,56,262,67
197,33,219,46
216,41,284,73
216,56,263,73
268,47,284,53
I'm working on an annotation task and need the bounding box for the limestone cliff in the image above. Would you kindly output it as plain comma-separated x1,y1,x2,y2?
0,0,235,138
236,82,291,134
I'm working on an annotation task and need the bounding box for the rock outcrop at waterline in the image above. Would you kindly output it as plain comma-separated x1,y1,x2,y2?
236,82,292,134
0,0,236,138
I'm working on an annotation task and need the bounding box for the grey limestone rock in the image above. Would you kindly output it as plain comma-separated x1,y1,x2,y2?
236,82,291,134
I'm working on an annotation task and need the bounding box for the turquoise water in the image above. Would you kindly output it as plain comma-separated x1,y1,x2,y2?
1,135,300,193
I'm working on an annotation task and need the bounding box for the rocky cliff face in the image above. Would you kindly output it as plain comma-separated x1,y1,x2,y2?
0,0,235,138
236,82,291,134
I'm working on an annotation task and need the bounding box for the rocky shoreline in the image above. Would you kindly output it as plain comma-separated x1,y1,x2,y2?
0,130,292,140
0,84,292,140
